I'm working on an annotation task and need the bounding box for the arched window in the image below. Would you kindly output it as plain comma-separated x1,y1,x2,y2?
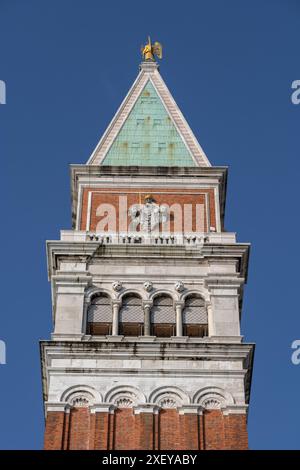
119,294,143,336
151,295,175,337
87,294,112,335
182,295,208,337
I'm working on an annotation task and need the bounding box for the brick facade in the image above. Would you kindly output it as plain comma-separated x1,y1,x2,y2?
79,187,217,233
68,408,90,450
44,411,65,450
44,408,248,450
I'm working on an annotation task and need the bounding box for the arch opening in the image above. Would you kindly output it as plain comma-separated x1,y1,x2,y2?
151,294,175,337
119,293,144,336
87,293,112,335
182,294,208,337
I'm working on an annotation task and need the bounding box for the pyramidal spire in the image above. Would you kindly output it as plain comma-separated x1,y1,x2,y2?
87,41,210,167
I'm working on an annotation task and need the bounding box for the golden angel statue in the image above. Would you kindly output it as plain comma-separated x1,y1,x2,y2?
141,37,163,61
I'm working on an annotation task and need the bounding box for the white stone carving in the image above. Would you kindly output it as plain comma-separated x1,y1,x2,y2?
71,396,90,408
128,200,168,233
149,386,190,406
174,281,185,292
105,386,146,410
202,398,222,410
193,387,234,409
143,281,153,292
159,398,177,409
112,281,122,292
115,397,134,408
60,385,101,406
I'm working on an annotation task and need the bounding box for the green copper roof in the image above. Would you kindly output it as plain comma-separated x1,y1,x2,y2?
101,80,196,166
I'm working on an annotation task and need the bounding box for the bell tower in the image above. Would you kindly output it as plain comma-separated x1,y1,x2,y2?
41,47,254,450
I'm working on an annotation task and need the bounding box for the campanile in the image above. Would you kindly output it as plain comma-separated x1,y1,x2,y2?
41,41,254,450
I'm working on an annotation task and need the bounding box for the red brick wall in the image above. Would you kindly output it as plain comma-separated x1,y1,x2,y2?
79,187,217,233
181,413,200,450
44,411,65,450
224,414,248,450
62,412,70,450
159,409,182,450
44,408,248,450
137,413,155,450
68,407,90,450
114,408,137,450
93,412,110,450
203,410,226,450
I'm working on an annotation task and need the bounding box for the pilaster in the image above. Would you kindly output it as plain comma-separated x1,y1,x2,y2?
205,277,244,336
51,272,92,339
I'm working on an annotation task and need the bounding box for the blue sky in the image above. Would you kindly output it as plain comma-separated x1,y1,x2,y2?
0,0,299,449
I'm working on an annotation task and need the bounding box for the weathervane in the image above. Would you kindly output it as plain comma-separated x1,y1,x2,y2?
141,36,162,61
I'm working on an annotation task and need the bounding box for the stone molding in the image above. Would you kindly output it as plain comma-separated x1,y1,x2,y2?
44,400,247,416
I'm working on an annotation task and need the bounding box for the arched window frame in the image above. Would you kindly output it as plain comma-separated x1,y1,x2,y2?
182,294,208,337
150,294,175,337
87,293,112,335
119,293,144,337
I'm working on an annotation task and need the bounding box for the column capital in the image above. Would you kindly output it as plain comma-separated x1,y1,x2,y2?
134,404,160,415
178,405,201,415
142,301,153,309
90,403,117,414
222,404,248,415
45,402,70,415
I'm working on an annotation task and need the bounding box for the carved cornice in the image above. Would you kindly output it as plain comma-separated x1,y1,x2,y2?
47,241,249,279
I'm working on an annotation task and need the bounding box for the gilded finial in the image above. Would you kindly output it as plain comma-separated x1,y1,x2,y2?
141,36,162,61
